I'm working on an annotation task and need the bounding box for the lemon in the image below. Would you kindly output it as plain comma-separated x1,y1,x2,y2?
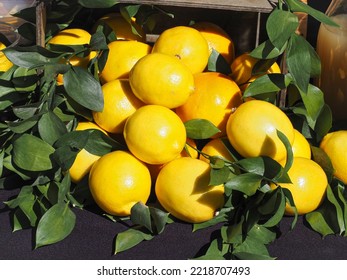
89,150,151,216
155,157,224,223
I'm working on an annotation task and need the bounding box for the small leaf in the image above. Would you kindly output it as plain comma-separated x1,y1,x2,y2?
184,119,221,139
64,66,104,112
115,227,153,254
243,74,292,99
259,188,286,227
276,130,293,175
35,202,76,248
210,166,234,186
207,49,231,75
250,39,286,59
266,9,299,50
149,207,170,234
225,173,263,196
130,202,152,233
12,134,56,172
299,83,325,122
38,111,68,145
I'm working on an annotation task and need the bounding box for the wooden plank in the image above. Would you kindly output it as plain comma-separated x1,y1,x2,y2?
118,0,277,13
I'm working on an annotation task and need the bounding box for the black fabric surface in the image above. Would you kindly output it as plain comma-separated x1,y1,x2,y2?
1,188,347,260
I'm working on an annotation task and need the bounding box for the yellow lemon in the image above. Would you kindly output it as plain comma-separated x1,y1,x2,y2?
129,52,195,108
92,79,145,134
152,26,210,74
155,157,225,223
175,71,242,137
99,40,152,84
226,99,295,161
0,42,13,72
123,104,187,165
192,21,235,64
89,150,151,216
320,130,347,184
272,157,328,215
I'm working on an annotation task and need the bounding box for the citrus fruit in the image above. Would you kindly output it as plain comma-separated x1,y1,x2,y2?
47,28,96,84
129,53,195,108
200,138,234,163
230,52,281,87
226,99,295,161
292,129,311,159
99,40,152,84
92,12,146,42
89,150,151,216
191,21,235,64
272,157,328,215
175,71,242,137
92,79,144,134
155,157,225,223
152,26,210,74
320,130,347,184
123,104,187,165
0,42,13,72
69,121,108,183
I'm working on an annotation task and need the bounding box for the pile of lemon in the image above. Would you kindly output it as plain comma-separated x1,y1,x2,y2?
26,13,346,224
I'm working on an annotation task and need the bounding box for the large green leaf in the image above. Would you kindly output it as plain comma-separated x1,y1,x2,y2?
12,134,56,172
250,39,286,59
63,66,104,112
3,46,63,68
266,9,299,50
286,0,340,27
35,202,76,248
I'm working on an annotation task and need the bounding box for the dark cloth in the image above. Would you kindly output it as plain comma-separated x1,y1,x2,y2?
1,188,347,260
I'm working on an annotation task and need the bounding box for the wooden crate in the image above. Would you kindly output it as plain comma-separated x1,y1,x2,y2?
118,0,277,12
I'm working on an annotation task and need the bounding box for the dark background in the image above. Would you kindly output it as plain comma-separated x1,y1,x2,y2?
2,0,345,260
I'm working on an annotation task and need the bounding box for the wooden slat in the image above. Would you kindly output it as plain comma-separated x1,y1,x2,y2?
118,0,277,13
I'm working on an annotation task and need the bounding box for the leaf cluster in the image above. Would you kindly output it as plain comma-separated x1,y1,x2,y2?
0,0,165,248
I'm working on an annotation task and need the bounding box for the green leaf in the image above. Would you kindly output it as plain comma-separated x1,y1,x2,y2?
266,9,299,50
84,129,125,156
184,119,221,139
259,188,286,227
287,34,321,93
35,202,76,248
210,166,234,186
233,235,273,260
149,207,170,234
225,173,263,196
58,173,72,203
276,130,293,176
193,238,225,260
64,66,104,112
130,202,152,233
248,224,277,244
286,0,340,27
299,83,325,121
12,134,56,172
115,227,153,254
38,111,68,145
90,29,109,51
314,104,332,143
12,67,38,92
3,46,63,68
78,0,119,8
326,184,345,234
207,49,231,75
250,39,286,59
243,73,292,99
193,207,230,232
236,156,283,180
